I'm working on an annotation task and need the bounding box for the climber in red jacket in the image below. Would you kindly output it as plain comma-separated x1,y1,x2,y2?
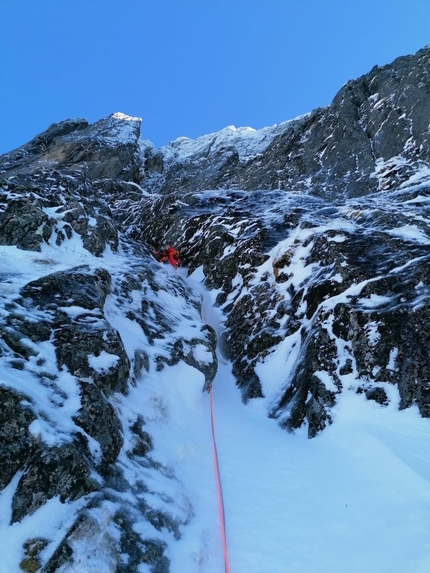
155,246,181,269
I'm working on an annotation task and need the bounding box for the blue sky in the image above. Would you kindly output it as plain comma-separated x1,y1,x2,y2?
1,0,430,155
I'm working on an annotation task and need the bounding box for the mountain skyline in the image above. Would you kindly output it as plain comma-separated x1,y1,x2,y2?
1,0,430,156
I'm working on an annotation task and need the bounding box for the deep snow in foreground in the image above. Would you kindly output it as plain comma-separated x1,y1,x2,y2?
0,242,430,572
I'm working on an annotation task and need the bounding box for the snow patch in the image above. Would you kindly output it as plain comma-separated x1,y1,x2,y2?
192,344,213,364
88,351,120,373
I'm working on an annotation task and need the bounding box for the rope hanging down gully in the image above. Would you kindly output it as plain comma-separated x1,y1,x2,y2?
210,384,230,573
202,300,230,573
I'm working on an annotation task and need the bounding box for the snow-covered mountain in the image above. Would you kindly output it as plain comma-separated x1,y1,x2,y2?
1,47,430,572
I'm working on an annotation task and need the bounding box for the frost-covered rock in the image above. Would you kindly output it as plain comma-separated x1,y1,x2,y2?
124,46,430,438
0,114,219,571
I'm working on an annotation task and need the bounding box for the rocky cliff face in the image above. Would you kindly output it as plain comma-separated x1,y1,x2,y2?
132,46,430,437
1,46,430,571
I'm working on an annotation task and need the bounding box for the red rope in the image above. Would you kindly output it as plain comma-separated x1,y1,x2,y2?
201,303,230,570
210,384,230,573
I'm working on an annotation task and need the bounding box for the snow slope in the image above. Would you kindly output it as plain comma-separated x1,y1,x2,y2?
181,267,430,573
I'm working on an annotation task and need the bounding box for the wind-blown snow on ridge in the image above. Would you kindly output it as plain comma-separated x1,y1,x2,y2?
159,114,311,165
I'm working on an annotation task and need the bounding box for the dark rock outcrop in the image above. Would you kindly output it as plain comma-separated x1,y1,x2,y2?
1,113,142,182
11,441,99,523
0,387,38,490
